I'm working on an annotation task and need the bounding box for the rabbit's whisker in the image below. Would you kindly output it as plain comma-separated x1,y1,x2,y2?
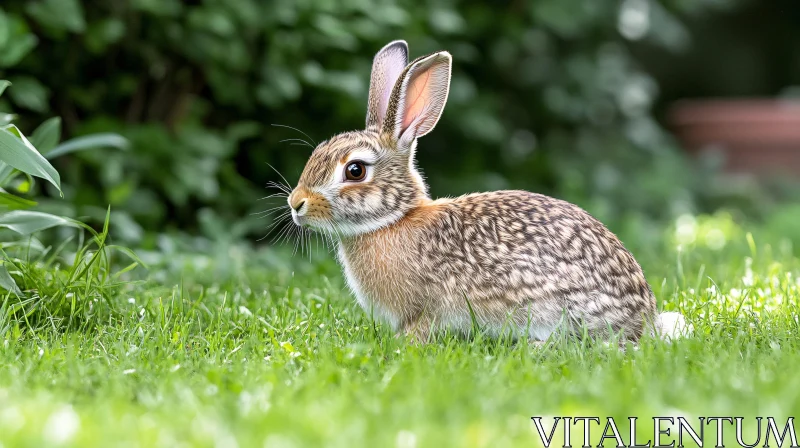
251,204,290,217
271,123,317,146
266,163,295,192
257,192,289,201
280,138,315,149
253,209,288,220
257,213,291,242
266,181,291,195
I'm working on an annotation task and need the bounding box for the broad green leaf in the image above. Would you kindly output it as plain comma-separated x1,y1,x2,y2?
46,133,129,159
0,237,45,253
0,10,8,49
30,117,61,154
0,80,9,97
0,163,13,187
85,19,126,53
0,264,21,296
131,0,183,17
26,0,86,33
0,34,37,68
0,188,36,210
0,210,78,235
0,162,15,188
7,77,48,113
0,126,61,193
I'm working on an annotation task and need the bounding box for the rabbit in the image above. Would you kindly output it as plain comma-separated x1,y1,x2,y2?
287,40,688,343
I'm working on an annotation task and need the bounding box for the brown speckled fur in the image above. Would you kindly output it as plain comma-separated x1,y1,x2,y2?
288,41,657,342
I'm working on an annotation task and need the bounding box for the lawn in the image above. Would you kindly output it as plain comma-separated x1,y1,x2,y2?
1,211,800,447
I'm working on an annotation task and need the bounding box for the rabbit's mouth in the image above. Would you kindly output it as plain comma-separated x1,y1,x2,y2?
291,209,324,231
288,191,313,227
291,209,308,227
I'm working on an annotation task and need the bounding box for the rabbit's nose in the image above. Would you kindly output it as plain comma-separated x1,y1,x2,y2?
290,197,307,213
288,186,312,216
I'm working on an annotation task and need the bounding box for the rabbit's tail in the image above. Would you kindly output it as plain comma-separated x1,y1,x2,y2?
653,311,691,340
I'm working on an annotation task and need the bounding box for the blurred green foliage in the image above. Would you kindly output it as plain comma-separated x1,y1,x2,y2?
0,0,777,244
0,79,130,294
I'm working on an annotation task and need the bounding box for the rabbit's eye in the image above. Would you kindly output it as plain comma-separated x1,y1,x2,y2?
344,161,366,181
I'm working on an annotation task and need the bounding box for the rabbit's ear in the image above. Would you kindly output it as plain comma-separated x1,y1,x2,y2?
366,40,409,131
383,51,451,147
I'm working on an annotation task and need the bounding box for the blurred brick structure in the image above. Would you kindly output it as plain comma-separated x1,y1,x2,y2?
670,100,800,175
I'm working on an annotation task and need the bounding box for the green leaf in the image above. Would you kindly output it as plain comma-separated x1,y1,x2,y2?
0,34,38,68
0,161,15,187
0,80,10,97
26,0,86,33
7,77,49,113
0,10,9,49
46,133,129,159
85,19,126,53
131,0,183,17
0,210,79,235
0,264,21,296
0,126,61,193
30,117,61,154
0,189,37,210
0,163,13,187
0,113,16,126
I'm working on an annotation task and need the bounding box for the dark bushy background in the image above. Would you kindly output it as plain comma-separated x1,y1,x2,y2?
0,0,797,246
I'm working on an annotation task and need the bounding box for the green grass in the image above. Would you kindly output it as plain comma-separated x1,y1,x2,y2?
2,211,800,447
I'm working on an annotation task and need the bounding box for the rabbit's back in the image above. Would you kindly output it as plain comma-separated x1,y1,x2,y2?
339,190,657,340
